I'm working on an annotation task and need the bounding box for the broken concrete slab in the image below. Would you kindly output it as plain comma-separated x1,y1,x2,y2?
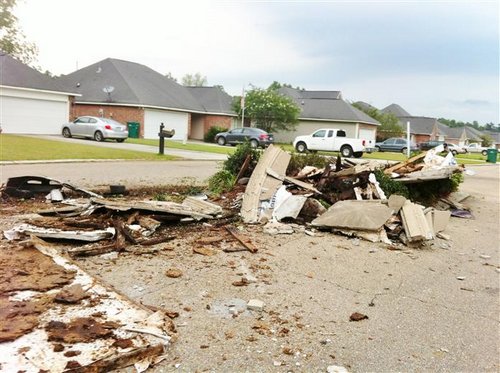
247,299,265,312
432,210,451,233
311,200,393,231
388,194,407,214
400,201,434,242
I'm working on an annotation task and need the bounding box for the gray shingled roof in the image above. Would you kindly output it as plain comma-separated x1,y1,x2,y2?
185,86,235,115
397,116,444,135
57,58,205,112
381,103,411,117
463,126,484,141
438,123,464,139
278,88,379,125
0,51,76,94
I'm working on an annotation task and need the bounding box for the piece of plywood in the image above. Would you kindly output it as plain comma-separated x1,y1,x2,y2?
241,145,291,223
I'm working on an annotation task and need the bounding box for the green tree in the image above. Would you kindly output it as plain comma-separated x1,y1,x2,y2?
0,0,38,65
232,87,301,133
352,102,403,140
479,134,494,147
164,72,177,82
268,81,304,91
181,72,207,86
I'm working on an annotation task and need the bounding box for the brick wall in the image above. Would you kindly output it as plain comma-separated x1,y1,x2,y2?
203,115,232,134
72,104,145,137
414,134,430,143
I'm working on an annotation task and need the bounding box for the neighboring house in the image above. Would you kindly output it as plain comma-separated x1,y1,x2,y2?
484,131,500,150
274,87,380,143
57,58,236,140
185,86,235,140
380,103,412,117
396,116,448,144
0,52,79,134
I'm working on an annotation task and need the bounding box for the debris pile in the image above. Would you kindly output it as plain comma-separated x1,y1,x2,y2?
240,145,464,245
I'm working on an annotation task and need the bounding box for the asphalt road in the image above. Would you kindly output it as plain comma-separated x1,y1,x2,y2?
0,160,221,188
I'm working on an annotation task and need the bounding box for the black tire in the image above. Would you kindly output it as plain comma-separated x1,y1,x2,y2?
340,145,353,157
375,146,381,152
94,131,104,142
401,147,407,154
116,139,125,143
481,150,487,156
295,142,307,153
62,127,72,138
451,150,457,156
250,139,259,148
217,136,226,146
353,152,363,158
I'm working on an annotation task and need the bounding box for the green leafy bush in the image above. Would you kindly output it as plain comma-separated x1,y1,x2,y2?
204,126,228,143
287,151,336,175
208,142,261,194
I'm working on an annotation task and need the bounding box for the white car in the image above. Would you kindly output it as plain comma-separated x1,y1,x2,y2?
293,128,367,158
463,143,489,156
445,143,468,155
62,116,128,142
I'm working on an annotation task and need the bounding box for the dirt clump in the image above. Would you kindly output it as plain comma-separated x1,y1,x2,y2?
46,317,120,343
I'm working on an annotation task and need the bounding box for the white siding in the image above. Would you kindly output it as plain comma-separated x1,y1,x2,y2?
144,108,189,140
0,87,69,134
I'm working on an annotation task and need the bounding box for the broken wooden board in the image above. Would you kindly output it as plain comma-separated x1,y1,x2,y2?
225,226,258,253
92,199,216,220
0,238,172,372
182,196,223,216
400,201,434,241
384,152,427,175
241,145,291,223
311,200,393,231
3,223,115,242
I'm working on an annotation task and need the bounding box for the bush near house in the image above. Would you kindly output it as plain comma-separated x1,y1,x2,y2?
204,126,227,143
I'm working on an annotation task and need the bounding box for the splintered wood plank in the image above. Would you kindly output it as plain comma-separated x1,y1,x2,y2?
384,152,427,175
225,226,258,253
241,145,291,223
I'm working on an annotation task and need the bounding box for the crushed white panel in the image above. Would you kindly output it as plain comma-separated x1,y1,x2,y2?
4,223,115,242
0,239,171,372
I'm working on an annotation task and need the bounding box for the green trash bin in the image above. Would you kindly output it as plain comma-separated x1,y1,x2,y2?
486,148,498,163
127,122,140,138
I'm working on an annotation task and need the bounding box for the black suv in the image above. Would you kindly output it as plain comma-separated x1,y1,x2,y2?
215,128,274,148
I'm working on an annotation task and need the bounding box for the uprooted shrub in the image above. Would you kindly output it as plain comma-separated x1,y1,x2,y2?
208,142,261,194
204,126,228,143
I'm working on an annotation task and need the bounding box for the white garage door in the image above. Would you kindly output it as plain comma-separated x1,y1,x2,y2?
359,128,376,143
1,95,69,134
144,109,189,140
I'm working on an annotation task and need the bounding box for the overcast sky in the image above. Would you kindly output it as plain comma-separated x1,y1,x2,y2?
16,0,499,124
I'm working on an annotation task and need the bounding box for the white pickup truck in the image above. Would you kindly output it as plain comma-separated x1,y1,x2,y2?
463,143,489,155
293,128,368,158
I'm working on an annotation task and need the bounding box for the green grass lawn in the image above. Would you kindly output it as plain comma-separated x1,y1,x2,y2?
128,138,235,155
0,134,177,161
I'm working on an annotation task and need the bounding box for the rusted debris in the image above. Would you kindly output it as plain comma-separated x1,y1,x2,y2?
46,317,118,343
225,226,258,253
349,312,369,321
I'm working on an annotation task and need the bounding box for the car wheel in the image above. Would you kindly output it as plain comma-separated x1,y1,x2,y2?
250,139,259,148
401,147,407,154
62,127,72,138
217,136,226,146
94,131,104,142
295,142,307,153
481,150,487,156
451,150,457,156
375,146,381,152
353,152,363,158
116,139,125,143
340,145,353,157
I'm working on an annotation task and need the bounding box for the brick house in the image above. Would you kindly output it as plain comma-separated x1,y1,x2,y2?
58,58,236,140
